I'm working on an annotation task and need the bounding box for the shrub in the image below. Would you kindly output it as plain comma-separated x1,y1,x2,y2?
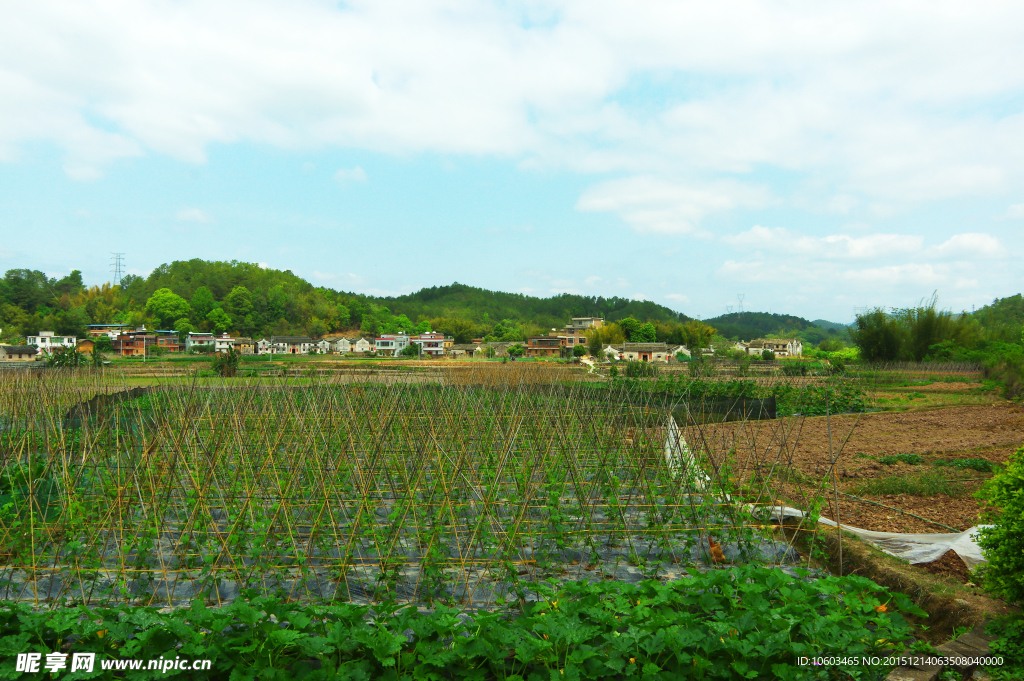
975,446,1024,605
624,360,658,378
211,348,241,377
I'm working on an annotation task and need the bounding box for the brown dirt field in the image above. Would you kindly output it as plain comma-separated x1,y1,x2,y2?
686,399,1024,582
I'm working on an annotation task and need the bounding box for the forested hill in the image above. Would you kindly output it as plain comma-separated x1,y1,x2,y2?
376,284,689,329
0,259,687,343
970,294,1024,342
703,312,826,342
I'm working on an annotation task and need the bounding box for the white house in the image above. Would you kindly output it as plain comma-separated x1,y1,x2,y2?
745,339,803,357
410,332,446,357
26,331,77,353
185,332,216,351
256,338,273,354
354,338,372,353
215,333,235,353
375,334,410,356
271,336,314,354
669,345,690,358
333,337,352,353
602,345,622,361
314,339,332,353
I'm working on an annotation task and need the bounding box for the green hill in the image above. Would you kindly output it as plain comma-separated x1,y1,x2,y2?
970,294,1024,342
703,312,823,342
374,283,689,330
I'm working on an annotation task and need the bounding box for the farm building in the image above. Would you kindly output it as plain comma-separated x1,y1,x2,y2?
745,339,803,357
622,342,670,362
0,345,38,361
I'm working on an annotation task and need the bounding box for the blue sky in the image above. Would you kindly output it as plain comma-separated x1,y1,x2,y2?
2,1,1023,322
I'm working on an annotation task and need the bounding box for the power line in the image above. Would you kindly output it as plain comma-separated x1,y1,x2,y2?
737,294,745,314
111,253,125,285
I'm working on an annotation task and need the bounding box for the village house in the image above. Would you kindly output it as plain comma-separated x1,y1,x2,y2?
314,339,332,354
353,338,372,353
668,345,689,358
153,331,182,353
525,336,563,358
233,338,256,355
603,344,622,360
622,342,670,362
185,332,216,352
449,343,481,359
0,345,38,361
375,334,410,356
86,324,130,340
745,338,803,357
548,317,604,349
256,338,273,354
271,336,315,354
113,329,155,357
76,339,95,355
214,333,236,353
410,332,448,357
25,331,77,354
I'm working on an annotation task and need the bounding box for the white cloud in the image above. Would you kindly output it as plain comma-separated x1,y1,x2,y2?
577,177,770,234
176,208,211,223
1001,203,1024,219
334,166,367,183
724,226,923,259
664,293,689,304
925,233,1004,259
2,0,1022,209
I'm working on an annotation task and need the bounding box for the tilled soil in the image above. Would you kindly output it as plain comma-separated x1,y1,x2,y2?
688,398,1024,582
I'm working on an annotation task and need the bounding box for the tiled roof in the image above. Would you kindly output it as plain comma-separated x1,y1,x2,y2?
623,343,668,352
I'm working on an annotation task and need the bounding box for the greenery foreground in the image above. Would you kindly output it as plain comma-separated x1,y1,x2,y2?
0,565,929,681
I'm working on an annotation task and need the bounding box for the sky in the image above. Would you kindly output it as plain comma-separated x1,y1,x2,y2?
2,1,1023,323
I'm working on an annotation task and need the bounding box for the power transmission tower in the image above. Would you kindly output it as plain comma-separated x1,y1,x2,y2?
111,253,125,285
726,306,733,314
737,294,745,314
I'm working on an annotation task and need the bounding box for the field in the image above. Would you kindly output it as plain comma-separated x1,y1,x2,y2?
0,365,811,611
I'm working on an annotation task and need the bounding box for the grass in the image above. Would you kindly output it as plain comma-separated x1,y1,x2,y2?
852,471,967,498
933,457,994,473
879,453,924,465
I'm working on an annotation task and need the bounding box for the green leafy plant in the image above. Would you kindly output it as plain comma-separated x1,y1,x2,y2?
934,457,993,472
974,446,1024,605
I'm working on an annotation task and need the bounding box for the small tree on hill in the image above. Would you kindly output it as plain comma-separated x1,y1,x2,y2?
975,446,1024,605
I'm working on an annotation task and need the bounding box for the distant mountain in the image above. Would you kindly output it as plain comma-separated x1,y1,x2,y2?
703,312,822,342
970,293,1024,342
373,283,690,329
812,319,850,331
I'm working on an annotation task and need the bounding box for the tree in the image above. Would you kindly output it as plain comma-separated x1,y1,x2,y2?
223,286,254,323
400,344,419,358
174,318,195,341
146,288,191,329
308,317,329,340
508,343,524,358
206,308,232,334
190,287,216,321
634,322,657,343
620,317,641,341
761,349,775,361
975,446,1024,605
573,344,587,357
851,309,905,362
45,346,85,368
211,347,241,377
94,335,114,353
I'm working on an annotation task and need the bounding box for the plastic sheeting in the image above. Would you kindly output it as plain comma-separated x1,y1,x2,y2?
763,504,991,568
662,418,990,567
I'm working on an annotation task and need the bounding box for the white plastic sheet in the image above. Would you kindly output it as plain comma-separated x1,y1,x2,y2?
764,504,991,567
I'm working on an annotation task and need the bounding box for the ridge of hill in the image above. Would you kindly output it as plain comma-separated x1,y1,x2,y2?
374,283,689,328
